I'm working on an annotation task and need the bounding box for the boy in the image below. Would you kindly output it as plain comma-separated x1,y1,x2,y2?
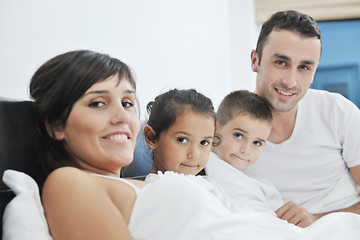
206,90,284,214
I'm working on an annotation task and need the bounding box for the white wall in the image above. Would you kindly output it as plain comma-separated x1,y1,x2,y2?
0,0,256,119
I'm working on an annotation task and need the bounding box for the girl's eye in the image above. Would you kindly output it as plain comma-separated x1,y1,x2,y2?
88,101,105,108
253,141,262,147
122,101,134,108
234,132,243,139
200,140,211,146
177,137,188,143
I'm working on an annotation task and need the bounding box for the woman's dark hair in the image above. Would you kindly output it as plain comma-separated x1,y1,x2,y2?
29,50,136,185
256,10,321,65
146,88,215,142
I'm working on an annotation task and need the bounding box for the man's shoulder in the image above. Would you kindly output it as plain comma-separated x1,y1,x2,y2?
304,89,342,100
302,89,351,107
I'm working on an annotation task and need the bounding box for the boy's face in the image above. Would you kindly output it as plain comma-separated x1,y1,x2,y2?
152,109,215,175
212,114,271,171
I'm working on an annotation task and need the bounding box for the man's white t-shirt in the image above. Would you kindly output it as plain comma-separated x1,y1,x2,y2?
243,89,360,213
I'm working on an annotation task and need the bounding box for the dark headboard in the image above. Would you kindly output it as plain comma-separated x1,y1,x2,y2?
0,99,43,236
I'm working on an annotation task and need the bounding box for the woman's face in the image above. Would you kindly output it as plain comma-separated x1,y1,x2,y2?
54,75,140,176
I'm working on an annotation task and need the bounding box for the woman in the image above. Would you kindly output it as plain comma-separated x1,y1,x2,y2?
30,50,146,239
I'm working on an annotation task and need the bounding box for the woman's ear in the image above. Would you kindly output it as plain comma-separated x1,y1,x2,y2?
144,125,157,150
45,120,65,141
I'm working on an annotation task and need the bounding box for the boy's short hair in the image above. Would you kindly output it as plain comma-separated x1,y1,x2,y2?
216,90,272,127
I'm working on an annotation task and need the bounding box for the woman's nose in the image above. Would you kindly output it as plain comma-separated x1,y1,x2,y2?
110,103,130,125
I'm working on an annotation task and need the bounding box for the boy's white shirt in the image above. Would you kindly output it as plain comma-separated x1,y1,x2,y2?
145,152,284,216
205,152,284,213
145,171,255,214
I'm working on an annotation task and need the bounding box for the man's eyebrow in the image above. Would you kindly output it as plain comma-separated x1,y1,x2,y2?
273,53,315,65
300,60,315,65
273,54,290,62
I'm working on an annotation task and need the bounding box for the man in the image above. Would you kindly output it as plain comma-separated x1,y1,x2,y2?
243,10,360,227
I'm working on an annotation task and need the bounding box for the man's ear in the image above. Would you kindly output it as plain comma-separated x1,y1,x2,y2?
144,125,157,150
250,50,259,73
45,120,65,141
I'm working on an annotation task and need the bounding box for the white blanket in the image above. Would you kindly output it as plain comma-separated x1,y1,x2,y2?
3,170,360,240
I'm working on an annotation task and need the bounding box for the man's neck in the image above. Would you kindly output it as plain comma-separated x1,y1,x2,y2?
268,106,298,144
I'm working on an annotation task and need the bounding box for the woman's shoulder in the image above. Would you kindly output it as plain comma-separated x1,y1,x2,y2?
41,167,98,203
43,167,89,190
41,170,136,239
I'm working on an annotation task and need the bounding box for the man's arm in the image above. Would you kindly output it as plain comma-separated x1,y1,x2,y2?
323,165,360,215
277,165,360,228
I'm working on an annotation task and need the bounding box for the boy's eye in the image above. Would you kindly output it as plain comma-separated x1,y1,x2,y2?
177,137,188,143
234,133,243,139
253,141,262,147
88,101,105,108
200,140,211,146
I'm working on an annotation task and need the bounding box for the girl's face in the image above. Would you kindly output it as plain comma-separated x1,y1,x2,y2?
53,75,140,176
152,109,215,175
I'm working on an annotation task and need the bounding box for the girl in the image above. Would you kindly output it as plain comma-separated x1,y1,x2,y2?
143,88,216,176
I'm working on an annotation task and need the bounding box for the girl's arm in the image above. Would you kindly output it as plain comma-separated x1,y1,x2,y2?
42,167,133,240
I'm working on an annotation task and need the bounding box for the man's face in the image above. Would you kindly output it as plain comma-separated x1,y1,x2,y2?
251,29,321,113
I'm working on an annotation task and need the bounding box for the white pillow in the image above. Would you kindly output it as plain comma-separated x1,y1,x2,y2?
2,170,53,240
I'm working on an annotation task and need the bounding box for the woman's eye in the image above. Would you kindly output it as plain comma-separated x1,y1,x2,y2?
88,101,105,108
177,137,188,143
122,101,134,108
200,140,211,146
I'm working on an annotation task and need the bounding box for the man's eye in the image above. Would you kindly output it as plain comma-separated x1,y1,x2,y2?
177,137,187,143
275,60,285,66
299,65,310,70
200,140,210,146
122,101,134,108
88,101,105,108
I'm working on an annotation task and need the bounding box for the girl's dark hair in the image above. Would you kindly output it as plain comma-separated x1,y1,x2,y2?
256,10,321,65
29,50,136,185
146,88,215,142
